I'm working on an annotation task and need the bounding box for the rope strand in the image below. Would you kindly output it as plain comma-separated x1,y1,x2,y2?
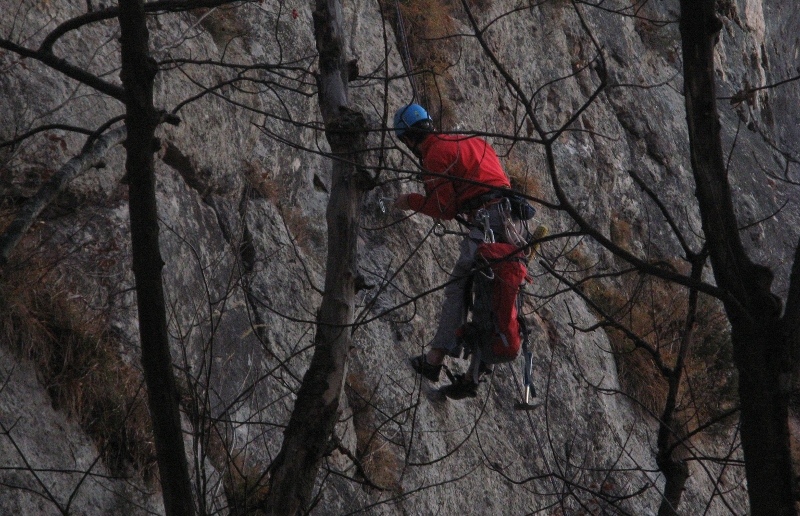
393,0,418,100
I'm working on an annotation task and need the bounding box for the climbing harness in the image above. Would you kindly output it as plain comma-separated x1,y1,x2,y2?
459,210,549,410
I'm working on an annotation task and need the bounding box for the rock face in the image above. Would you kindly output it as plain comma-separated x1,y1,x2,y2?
0,0,797,514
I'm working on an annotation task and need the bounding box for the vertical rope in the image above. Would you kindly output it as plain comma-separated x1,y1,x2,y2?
393,0,418,100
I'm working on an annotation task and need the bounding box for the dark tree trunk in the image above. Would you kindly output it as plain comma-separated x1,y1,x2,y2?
263,0,367,513
679,1,795,514
118,1,195,514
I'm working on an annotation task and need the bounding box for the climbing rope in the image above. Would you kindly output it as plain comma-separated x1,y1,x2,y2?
393,0,419,100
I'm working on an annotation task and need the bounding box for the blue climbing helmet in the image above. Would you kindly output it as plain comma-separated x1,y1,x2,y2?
393,103,432,137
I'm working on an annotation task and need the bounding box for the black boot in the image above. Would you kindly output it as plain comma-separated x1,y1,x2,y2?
410,354,442,382
439,373,478,400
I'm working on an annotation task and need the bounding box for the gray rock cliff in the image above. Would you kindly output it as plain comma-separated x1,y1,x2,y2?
1,0,797,513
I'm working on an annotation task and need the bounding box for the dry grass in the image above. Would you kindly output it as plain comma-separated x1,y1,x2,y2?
0,258,155,477
241,161,323,252
520,174,735,431
193,6,250,50
242,161,280,202
389,0,460,127
193,417,271,514
505,156,547,200
223,454,270,515
681,295,737,432
563,241,595,271
581,276,669,413
609,217,633,253
582,273,736,429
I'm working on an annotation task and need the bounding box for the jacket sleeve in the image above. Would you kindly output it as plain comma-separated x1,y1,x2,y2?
407,142,460,219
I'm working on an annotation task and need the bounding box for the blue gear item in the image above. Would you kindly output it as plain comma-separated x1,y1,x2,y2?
393,103,431,137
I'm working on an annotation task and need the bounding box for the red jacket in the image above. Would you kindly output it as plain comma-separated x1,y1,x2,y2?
407,133,510,220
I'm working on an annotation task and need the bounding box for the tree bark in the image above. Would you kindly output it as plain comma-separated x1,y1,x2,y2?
679,2,795,514
118,1,195,514
263,0,367,514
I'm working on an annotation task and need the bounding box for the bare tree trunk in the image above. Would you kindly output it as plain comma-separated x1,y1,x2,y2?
263,0,366,513
679,2,795,514
118,1,195,514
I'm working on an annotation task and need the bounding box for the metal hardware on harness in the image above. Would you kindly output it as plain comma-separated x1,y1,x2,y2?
476,208,495,243
433,222,468,238
476,256,495,280
378,197,393,215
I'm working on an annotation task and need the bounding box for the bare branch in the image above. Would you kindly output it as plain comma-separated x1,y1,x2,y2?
0,36,125,100
0,124,95,150
0,125,127,266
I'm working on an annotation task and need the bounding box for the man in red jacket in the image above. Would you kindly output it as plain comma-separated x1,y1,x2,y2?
393,103,523,398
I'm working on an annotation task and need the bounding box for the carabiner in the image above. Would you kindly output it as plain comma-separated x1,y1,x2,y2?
476,208,495,243
378,197,393,215
434,222,468,238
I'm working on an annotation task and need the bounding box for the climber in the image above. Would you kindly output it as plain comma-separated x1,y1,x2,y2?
392,103,526,399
